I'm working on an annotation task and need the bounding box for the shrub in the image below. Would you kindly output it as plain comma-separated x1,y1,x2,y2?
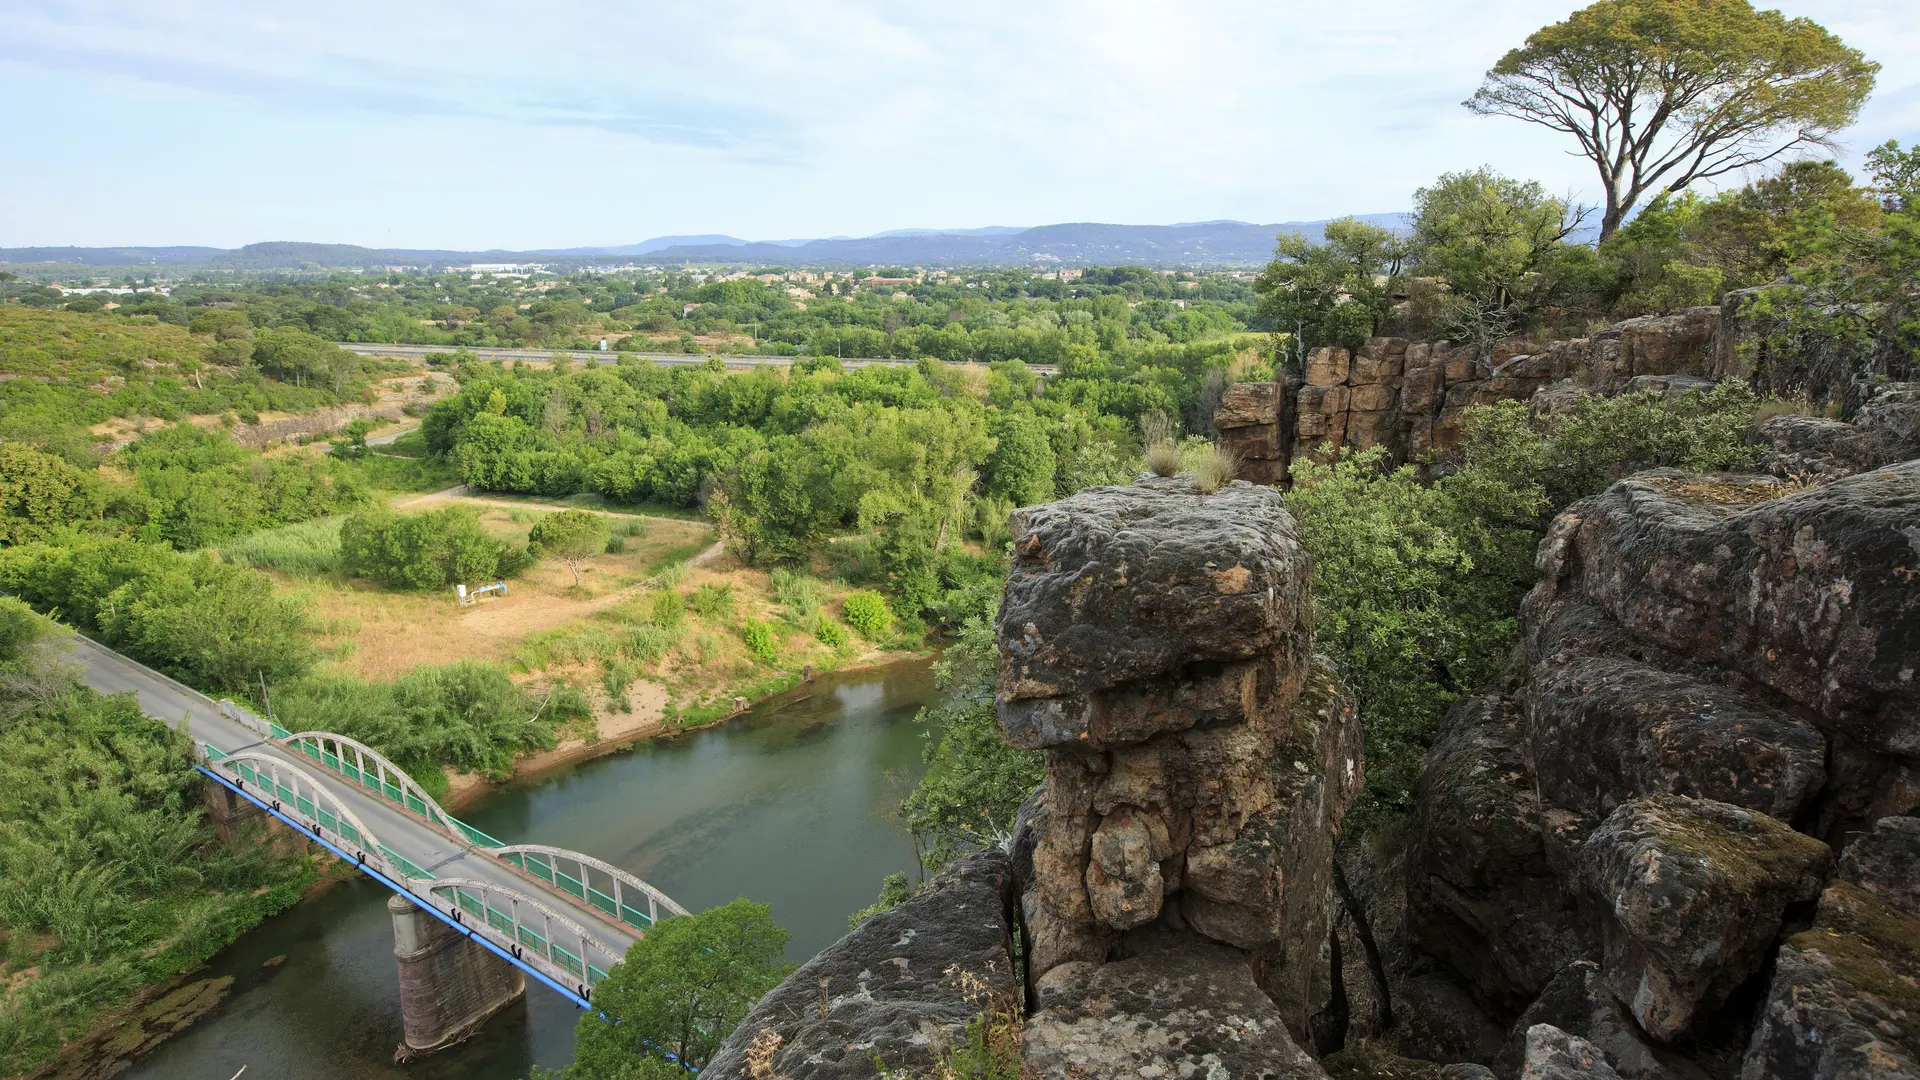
1144,441,1182,477
274,660,590,786
689,582,735,622
813,613,850,648
841,589,892,640
741,619,778,663
605,535,627,554
339,506,524,590
650,589,685,630
529,509,609,586
0,536,317,692
651,561,690,588
622,624,679,664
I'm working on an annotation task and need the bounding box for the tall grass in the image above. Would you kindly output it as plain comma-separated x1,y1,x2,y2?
770,568,824,622
216,516,346,576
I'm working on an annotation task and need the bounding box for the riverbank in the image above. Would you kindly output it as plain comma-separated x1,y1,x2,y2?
19,842,354,1080
441,647,933,811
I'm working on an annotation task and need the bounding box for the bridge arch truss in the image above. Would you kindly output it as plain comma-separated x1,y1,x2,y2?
494,844,690,932
278,730,504,849
207,749,400,874
424,877,624,995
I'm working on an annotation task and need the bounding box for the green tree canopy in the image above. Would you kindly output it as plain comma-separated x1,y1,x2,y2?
1468,0,1878,240
0,441,103,545
565,899,792,1076
1254,217,1405,362
1407,169,1605,343
528,509,609,586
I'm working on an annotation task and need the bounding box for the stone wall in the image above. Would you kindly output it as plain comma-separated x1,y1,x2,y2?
1216,306,1726,483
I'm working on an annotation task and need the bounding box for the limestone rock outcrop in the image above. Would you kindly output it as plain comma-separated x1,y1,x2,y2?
1492,963,1703,1080
1527,462,1920,831
702,852,1017,1080
1407,693,1591,1015
1576,796,1831,1042
1002,476,1362,1039
1740,878,1920,1079
1522,1025,1624,1080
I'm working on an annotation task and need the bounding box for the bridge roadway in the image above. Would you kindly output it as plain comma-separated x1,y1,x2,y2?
337,341,1059,375
67,634,680,1009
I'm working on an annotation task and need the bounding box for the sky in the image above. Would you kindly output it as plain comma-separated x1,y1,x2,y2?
4,1,1917,251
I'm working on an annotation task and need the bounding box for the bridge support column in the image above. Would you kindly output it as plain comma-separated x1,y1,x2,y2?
388,893,525,1060
203,779,264,842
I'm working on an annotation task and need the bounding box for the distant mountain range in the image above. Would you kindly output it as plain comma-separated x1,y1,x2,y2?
1,216,1409,271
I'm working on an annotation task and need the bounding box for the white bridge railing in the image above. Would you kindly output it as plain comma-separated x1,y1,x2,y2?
200,734,680,1003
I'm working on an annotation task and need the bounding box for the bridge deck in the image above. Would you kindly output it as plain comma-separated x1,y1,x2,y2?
68,635,647,1005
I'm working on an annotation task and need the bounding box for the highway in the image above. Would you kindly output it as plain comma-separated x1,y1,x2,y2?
337,341,1058,375
66,634,645,1005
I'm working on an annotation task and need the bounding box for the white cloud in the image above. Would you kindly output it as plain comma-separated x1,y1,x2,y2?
1,0,1913,248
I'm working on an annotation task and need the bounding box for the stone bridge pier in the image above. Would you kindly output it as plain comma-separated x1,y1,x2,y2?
202,780,265,842
388,893,526,1060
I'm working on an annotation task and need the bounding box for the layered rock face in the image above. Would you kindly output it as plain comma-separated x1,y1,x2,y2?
999,476,1363,1045
707,475,1360,1079
1405,459,1920,1078
1214,307,1726,481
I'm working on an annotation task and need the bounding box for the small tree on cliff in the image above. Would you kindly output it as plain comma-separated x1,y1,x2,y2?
1467,0,1877,242
1255,217,1405,369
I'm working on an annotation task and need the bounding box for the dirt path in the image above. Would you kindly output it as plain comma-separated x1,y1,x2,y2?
688,539,726,566
393,485,695,526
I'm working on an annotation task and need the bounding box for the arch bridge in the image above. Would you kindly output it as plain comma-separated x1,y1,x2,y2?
66,636,686,1011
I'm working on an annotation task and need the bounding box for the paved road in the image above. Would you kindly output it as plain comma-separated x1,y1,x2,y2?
66,634,641,977
338,341,1059,375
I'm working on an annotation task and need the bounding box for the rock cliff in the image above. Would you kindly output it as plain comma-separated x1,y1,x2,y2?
999,477,1363,1046
1215,307,1732,483
1402,458,1920,1078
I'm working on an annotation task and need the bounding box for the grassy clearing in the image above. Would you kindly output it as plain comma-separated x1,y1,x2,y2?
217,516,347,576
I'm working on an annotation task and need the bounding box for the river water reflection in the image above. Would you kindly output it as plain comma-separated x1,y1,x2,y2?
127,659,944,1080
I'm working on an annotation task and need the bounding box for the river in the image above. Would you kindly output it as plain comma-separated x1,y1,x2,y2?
126,659,946,1080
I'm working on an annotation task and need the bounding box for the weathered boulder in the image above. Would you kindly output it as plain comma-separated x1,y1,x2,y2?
997,476,1313,720
1577,796,1832,1042
1740,880,1920,1080
1408,693,1592,1014
1518,654,1827,825
1840,816,1920,917
702,852,1016,1080
1522,1025,1624,1080
1493,963,1705,1080
1021,942,1329,1079
1527,464,1920,768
